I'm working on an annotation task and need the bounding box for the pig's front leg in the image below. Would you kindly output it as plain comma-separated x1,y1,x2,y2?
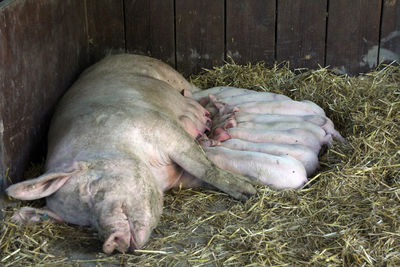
10,207,64,223
167,127,257,200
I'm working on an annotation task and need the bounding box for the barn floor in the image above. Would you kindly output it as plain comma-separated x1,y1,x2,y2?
1,61,399,266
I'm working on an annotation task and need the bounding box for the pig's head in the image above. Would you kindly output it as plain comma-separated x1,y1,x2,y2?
6,158,163,254
87,159,163,254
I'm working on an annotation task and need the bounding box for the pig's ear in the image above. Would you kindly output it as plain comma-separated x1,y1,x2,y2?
6,169,82,200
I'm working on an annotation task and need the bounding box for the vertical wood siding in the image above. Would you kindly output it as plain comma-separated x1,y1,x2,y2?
124,0,398,75
226,0,276,65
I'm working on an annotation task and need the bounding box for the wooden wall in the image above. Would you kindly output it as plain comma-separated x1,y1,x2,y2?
64,0,400,75
1,0,400,189
0,0,89,190
121,0,400,75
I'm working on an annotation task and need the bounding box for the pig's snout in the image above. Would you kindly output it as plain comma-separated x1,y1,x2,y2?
103,230,134,254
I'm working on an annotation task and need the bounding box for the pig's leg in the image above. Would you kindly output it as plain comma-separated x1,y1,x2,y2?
10,207,64,223
178,115,205,139
166,126,257,200
322,118,346,143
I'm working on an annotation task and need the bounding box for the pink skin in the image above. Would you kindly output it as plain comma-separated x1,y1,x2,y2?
219,139,320,176
227,127,322,154
211,127,232,142
192,86,256,102
217,92,291,106
322,118,346,143
237,121,333,146
204,146,308,190
235,113,344,142
236,112,327,126
211,112,237,133
220,100,326,117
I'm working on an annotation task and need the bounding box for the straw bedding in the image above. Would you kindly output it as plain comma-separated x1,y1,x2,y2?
1,61,399,266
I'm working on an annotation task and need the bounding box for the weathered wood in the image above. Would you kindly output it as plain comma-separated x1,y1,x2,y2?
176,0,224,75
226,0,275,65
125,0,175,67
86,0,125,63
0,0,88,188
326,0,382,74
380,0,400,64
277,0,327,69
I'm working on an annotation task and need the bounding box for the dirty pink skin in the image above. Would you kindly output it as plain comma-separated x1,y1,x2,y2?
6,54,256,255
219,139,320,176
227,127,322,154
203,146,308,190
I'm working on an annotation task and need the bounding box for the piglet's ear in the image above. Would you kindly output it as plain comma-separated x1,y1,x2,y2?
6,168,82,201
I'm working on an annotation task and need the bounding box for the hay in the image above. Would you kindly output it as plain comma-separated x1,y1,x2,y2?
1,61,399,266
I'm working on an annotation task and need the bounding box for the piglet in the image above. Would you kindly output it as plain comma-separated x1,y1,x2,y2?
203,146,308,190
219,139,320,176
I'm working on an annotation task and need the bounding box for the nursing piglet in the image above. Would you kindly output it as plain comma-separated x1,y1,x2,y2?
219,139,319,176
203,146,308,190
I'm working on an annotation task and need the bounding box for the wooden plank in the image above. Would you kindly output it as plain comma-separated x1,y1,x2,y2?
125,0,175,67
326,0,382,74
380,0,400,64
0,0,89,186
176,0,224,75
86,0,125,63
276,0,327,69
226,0,275,65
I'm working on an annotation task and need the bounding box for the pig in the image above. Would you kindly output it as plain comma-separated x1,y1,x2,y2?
226,127,322,153
203,146,308,190
235,112,345,142
236,112,328,126
6,54,256,254
236,121,333,146
215,92,291,106
215,99,326,117
219,139,320,176
192,86,256,102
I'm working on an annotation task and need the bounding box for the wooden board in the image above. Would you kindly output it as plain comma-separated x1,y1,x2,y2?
226,0,276,65
86,0,125,63
326,0,382,74
0,0,89,186
175,0,224,75
276,0,327,69
125,0,175,67
380,0,400,64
